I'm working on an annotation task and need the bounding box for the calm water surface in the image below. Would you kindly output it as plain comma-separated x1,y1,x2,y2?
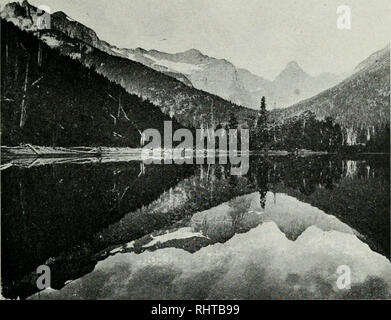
1,155,390,299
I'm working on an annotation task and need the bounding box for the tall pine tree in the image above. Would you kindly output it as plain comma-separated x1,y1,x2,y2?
255,96,269,150
228,111,238,145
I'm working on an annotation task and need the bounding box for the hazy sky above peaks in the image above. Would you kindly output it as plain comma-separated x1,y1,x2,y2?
2,0,390,79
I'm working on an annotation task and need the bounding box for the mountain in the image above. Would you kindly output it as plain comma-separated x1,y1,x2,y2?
1,2,345,112
3,0,386,147
272,61,312,108
110,47,344,111
110,47,251,106
235,68,274,107
270,44,390,146
274,61,311,86
237,63,344,110
271,61,348,109
236,68,272,93
1,1,121,58
1,19,182,147
1,1,256,128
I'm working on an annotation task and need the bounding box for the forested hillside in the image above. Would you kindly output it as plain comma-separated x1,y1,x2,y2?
1,20,182,147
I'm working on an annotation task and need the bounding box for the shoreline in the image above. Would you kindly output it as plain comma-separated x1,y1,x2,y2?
1,145,389,159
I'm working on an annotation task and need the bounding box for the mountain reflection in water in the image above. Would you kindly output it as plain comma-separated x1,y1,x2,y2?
1,155,389,299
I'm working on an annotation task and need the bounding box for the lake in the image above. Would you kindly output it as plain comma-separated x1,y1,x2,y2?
1,155,390,299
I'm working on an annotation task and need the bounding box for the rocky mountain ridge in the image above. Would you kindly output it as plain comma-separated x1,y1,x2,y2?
1,1,344,110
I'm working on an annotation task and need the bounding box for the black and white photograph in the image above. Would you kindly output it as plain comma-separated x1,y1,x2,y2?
0,0,390,306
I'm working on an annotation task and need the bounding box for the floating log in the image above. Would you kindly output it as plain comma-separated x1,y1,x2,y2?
1,145,102,158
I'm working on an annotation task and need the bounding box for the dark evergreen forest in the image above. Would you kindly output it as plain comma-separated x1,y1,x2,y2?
1,20,182,147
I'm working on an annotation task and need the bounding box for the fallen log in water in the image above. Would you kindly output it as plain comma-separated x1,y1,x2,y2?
1,144,103,158
0,145,148,159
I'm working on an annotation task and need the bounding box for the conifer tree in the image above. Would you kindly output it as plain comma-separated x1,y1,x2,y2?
255,96,269,150
228,112,238,144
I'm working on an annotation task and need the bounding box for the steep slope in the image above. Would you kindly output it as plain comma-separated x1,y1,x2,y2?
236,68,275,108
1,19,181,147
270,44,390,145
1,1,255,128
354,44,390,73
126,48,249,105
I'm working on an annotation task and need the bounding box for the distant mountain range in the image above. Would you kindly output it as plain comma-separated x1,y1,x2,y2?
91,43,345,111
0,1,345,111
270,44,390,145
1,1,389,148
93,40,345,111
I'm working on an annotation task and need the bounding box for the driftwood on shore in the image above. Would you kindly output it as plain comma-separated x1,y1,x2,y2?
1,144,332,159
1,144,102,157
0,155,148,170
1,144,145,157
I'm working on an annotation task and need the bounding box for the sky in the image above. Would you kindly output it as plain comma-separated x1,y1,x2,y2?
2,0,390,79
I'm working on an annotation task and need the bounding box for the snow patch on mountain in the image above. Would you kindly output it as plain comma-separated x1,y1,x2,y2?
144,54,204,74
40,35,62,47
